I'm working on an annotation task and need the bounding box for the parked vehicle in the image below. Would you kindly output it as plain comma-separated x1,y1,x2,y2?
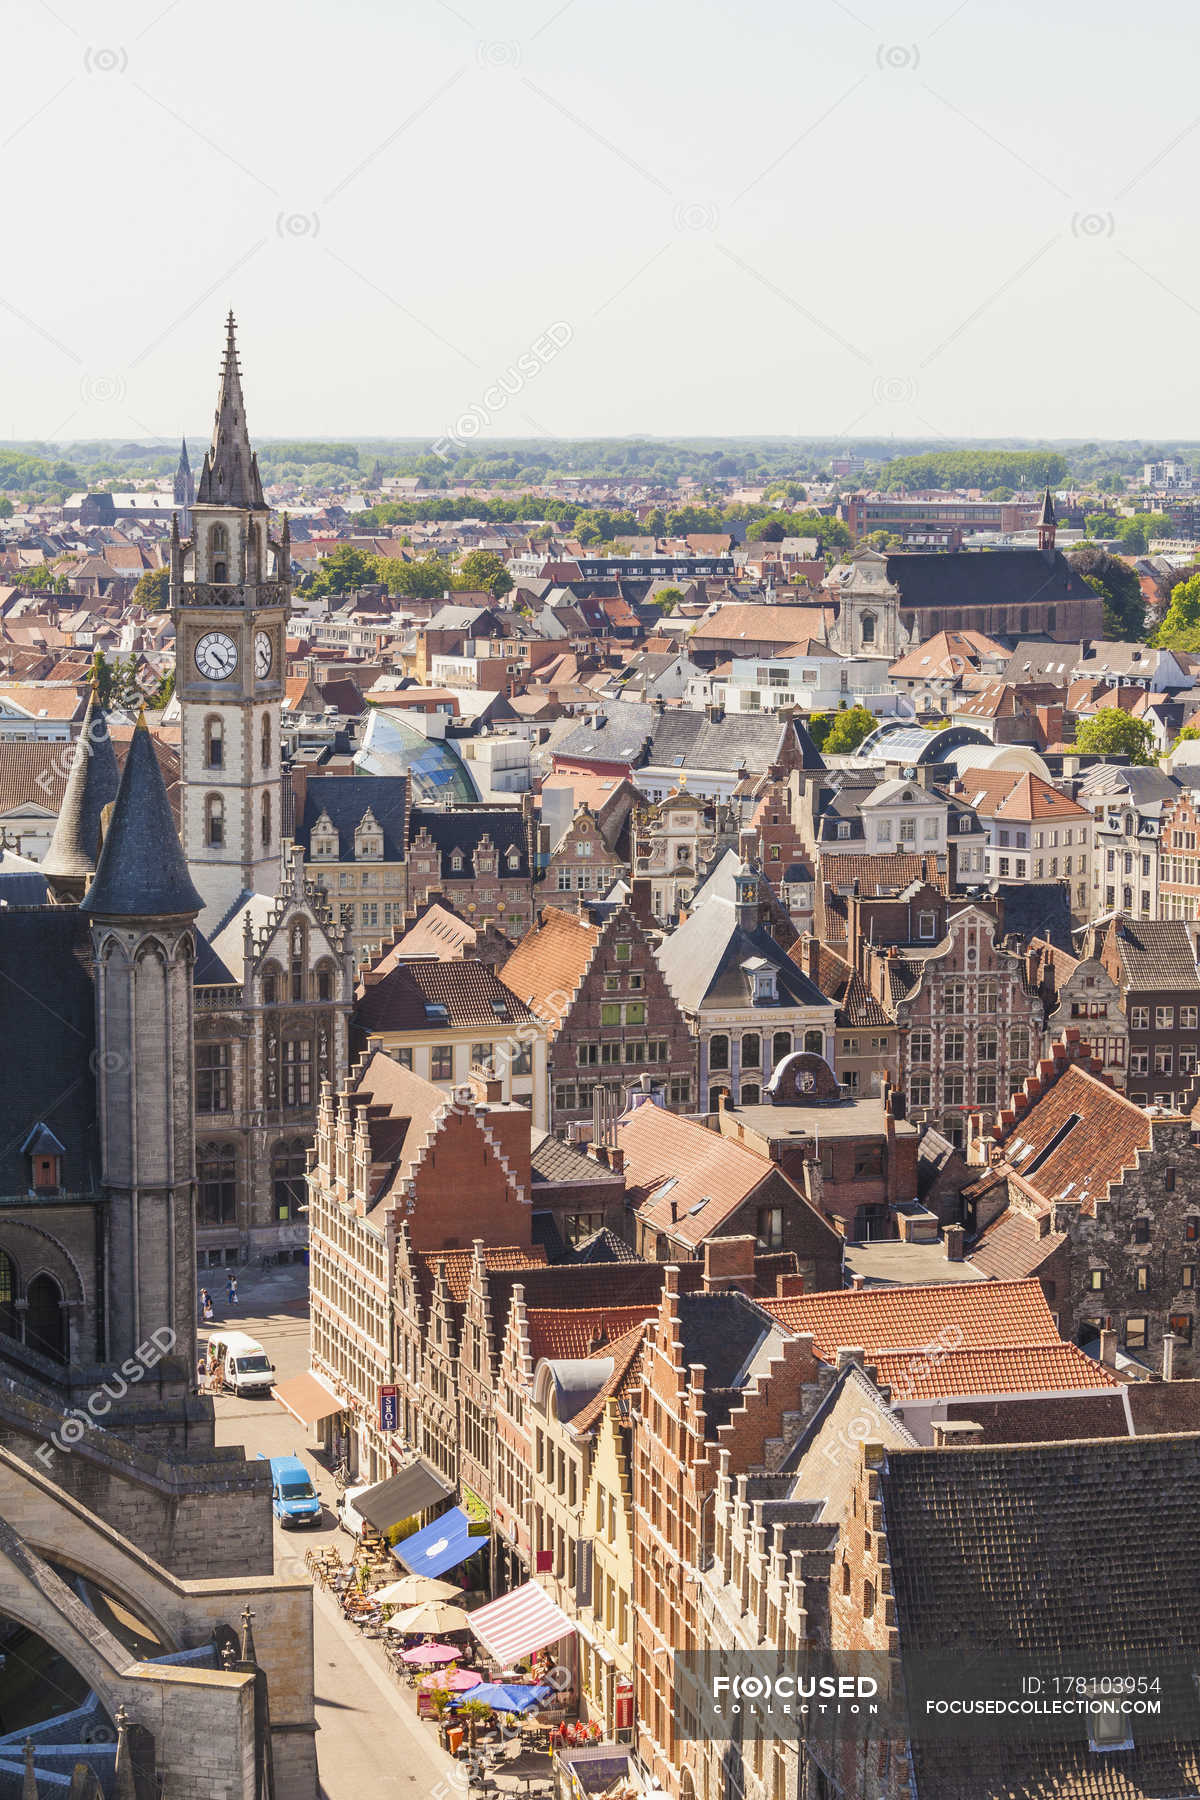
203,1331,276,1397
336,1484,371,1537
260,1453,322,1529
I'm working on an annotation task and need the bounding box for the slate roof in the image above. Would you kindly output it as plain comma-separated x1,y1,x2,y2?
885,545,1097,612
991,881,1075,952
675,1291,787,1432
646,710,819,775
81,720,203,919
0,907,99,1195
1126,1380,1200,1435
887,1435,1200,1800
408,805,531,881
530,1130,624,1188
39,691,121,886
1105,917,1200,992
656,895,831,1018
552,701,657,767
354,956,534,1034
294,774,409,862
762,1277,1061,1359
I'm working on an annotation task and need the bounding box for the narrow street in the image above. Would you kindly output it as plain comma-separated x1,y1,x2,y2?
207,1267,466,1800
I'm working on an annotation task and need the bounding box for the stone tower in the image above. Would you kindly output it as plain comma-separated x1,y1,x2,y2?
173,435,194,535
1037,486,1057,556
171,314,290,922
81,718,204,1368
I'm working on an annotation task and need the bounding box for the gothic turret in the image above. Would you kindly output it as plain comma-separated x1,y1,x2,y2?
195,312,267,511
41,689,120,904
173,434,194,535
81,717,201,1366
1038,487,1057,556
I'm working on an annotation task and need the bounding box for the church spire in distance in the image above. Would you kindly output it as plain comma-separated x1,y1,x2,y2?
195,310,267,511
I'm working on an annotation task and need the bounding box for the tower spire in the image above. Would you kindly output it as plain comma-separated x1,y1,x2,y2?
196,311,266,511
1037,486,1056,555
41,688,121,904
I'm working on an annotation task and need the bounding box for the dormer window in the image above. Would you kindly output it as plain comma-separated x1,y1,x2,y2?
22,1123,64,1192
918,911,937,940
451,852,465,872
506,848,521,870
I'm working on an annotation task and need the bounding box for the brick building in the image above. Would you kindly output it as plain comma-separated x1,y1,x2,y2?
966,1038,1200,1373
407,800,541,938
845,887,1043,1146
617,1092,843,1285
1087,914,1200,1109
544,802,628,914
1156,787,1200,920
502,904,697,1130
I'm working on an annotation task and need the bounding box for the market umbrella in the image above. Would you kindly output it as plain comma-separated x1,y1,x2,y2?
423,1668,483,1693
449,1682,551,1714
398,1641,460,1665
383,1599,471,1636
373,1574,463,1606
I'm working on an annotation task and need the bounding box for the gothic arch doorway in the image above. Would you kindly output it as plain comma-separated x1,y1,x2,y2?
25,1273,65,1363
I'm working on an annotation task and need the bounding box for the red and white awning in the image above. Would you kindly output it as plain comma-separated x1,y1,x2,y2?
468,1581,576,1667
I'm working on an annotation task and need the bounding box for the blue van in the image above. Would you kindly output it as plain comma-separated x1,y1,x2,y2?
260,1453,322,1528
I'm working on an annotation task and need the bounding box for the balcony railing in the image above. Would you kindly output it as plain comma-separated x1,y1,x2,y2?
177,580,288,609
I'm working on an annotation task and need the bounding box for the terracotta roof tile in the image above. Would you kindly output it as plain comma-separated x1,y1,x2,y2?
617,1104,775,1247
526,1304,655,1363
762,1277,1061,1358
995,1062,1150,1213
568,1319,651,1432
870,1342,1119,1401
499,908,601,1039
968,1207,1067,1281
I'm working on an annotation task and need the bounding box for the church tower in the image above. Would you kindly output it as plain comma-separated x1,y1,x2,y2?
171,315,289,922
173,436,194,535
81,718,204,1369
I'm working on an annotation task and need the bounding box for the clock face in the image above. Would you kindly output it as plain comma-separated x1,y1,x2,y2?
255,630,273,679
194,631,238,681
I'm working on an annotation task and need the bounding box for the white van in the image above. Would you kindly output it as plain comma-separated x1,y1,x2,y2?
337,1484,371,1537
204,1331,276,1397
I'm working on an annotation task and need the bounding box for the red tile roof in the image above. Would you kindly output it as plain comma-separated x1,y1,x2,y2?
618,1104,776,1248
499,908,600,1039
968,1206,1066,1281
870,1343,1118,1401
996,1062,1150,1213
762,1278,1062,1359
525,1304,656,1363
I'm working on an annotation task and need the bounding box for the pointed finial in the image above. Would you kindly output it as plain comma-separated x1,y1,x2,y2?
136,706,148,731
22,1738,39,1800
240,1604,257,1664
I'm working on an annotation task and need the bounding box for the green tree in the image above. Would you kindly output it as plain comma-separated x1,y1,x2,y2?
806,712,833,751
133,566,170,609
651,586,683,614
305,544,379,597
378,556,452,600
1069,545,1145,640
1153,572,1200,652
455,549,513,598
1072,709,1156,765
1175,724,1200,744
89,649,114,706
821,705,877,755
0,497,12,519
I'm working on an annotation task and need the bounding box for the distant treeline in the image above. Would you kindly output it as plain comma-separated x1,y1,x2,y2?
873,450,1070,493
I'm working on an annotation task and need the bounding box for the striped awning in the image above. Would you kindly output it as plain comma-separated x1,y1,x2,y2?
468,1580,576,1667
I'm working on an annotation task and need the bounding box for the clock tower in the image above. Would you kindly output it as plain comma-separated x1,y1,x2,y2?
171,313,290,921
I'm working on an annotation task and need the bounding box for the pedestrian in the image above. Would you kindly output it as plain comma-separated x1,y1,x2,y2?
203,1296,214,1323
196,1354,207,1390
227,1273,238,1305
198,1286,210,1319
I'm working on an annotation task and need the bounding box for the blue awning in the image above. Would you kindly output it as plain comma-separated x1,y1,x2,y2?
393,1506,478,1578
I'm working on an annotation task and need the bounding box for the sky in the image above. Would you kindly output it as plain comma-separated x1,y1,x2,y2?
4,0,1200,446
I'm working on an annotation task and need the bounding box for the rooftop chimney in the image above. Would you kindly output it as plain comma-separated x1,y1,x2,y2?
932,1420,985,1448
1163,1331,1180,1381
944,1224,965,1262
1098,1327,1118,1369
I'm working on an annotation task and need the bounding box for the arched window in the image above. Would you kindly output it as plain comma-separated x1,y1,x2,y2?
205,716,223,770
741,1032,761,1069
772,1030,792,1067
261,712,272,770
272,1139,309,1223
197,1142,237,1226
206,794,224,849
26,1272,64,1362
261,960,281,1005
709,1034,730,1072
261,791,271,850
739,1083,760,1106
804,1029,825,1055
860,612,876,646
0,1249,17,1341
316,965,333,1002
